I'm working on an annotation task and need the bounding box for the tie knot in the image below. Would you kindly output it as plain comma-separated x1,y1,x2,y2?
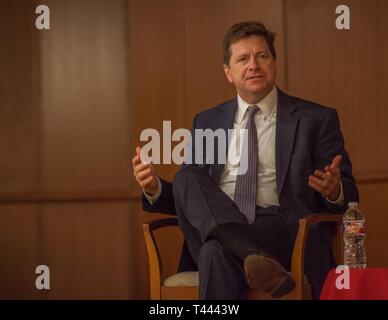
248,105,259,116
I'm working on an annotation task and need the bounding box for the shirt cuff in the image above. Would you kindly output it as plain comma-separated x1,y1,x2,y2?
325,180,344,206
143,177,162,205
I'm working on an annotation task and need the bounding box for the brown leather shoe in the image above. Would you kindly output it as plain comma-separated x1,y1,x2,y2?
244,253,296,298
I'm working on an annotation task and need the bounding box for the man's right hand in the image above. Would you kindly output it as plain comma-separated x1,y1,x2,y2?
132,146,158,196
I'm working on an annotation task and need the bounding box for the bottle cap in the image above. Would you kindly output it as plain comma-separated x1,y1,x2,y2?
348,202,359,208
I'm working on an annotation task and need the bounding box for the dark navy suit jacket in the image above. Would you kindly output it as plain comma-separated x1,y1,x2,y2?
142,88,359,298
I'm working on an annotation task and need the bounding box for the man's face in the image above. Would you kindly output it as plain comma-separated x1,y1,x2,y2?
223,35,276,104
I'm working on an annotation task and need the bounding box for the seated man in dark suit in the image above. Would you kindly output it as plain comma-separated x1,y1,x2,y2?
132,21,359,299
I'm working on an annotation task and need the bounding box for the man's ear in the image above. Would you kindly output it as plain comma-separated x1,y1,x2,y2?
223,64,233,83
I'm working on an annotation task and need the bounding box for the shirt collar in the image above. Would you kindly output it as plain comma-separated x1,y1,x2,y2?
236,86,277,124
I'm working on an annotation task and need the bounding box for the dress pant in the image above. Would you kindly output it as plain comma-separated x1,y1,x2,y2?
172,165,294,299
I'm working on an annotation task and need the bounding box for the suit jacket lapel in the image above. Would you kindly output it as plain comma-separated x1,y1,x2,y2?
276,89,299,197
211,98,237,182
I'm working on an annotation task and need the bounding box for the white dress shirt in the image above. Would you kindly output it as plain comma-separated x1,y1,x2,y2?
219,86,279,207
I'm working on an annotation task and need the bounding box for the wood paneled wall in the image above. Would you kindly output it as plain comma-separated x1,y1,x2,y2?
0,0,41,299
0,0,137,299
1,0,387,299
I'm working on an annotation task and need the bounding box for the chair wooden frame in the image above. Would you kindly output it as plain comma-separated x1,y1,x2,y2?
143,213,343,300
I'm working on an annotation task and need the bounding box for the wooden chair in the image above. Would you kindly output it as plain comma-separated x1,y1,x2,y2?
143,213,344,300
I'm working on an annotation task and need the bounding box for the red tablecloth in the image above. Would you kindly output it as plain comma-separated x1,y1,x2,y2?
320,268,388,300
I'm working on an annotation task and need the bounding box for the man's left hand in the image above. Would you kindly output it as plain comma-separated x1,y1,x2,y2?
308,154,342,201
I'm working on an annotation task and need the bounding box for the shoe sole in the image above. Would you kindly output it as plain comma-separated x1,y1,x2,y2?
244,254,296,298
270,272,296,298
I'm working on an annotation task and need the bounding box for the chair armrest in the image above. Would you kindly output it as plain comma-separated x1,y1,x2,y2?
291,213,343,297
143,217,179,299
144,217,178,232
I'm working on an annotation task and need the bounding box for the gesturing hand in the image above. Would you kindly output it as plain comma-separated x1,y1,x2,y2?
132,146,158,196
308,154,342,201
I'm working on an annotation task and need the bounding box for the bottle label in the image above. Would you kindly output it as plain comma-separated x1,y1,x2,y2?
344,221,365,236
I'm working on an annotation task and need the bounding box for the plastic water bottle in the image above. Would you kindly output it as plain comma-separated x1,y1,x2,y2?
343,202,366,268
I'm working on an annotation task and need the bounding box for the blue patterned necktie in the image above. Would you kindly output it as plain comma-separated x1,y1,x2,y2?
234,105,259,224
